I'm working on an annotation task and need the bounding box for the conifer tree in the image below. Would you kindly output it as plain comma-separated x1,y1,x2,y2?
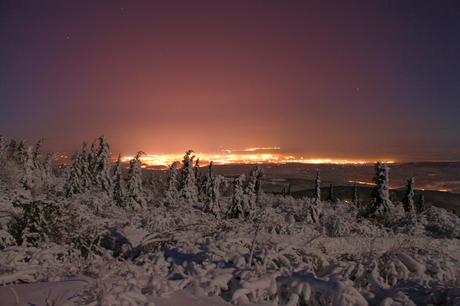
125,151,145,211
403,177,415,214
227,174,246,219
254,166,264,204
314,171,321,204
147,172,161,200
194,158,201,187
31,138,44,169
21,146,36,190
7,139,17,160
352,184,360,207
203,161,214,209
416,194,426,213
77,142,92,189
203,162,223,215
179,150,198,203
0,135,9,161
64,148,86,197
87,141,98,178
164,161,180,206
327,184,335,202
245,166,264,212
112,154,124,207
369,162,392,215
94,136,112,195
43,153,54,180
15,141,27,164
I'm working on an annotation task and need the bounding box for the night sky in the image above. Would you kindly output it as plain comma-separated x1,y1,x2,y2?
1,1,460,160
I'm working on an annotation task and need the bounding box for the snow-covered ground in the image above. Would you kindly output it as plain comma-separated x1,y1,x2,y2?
1,137,460,305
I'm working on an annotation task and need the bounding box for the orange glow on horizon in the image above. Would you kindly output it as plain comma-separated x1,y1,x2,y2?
121,148,396,167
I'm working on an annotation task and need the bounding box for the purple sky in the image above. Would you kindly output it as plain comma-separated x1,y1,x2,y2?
1,1,460,160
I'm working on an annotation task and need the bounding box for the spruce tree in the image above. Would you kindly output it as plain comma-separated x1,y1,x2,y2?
125,151,145,211
369,162,392,215
402,177,415,214
0,135,9,161
227,174,246,219
21,146,36,190
94,136,112,195
87,141,98,179
327,184,335,202
245,166,264,213
164,161,180,206
203,161,214,211
179,150,198,203
314,171,321,204
352,184,359,207
194,158,201,187
112,154,124,207
43,153,54,180
15,141,27,165
7,139,17,160
147,172,161,200
31,138,44,170
64,148,86,197
416,194,426,213
79,143,93,189
254,166,264,204
203,162,223,215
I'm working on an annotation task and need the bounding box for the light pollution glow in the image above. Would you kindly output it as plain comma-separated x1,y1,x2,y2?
348,180,451,193
121,147,395,167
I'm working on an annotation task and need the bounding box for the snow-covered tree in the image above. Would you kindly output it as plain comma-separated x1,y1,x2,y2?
79,143,93,189
7,138,17,160
0,135,9,161
194,158,201,189
402,177,415,214
314,171,321,205
112,154,124,208
64,142,97,197
164,161,180,206
15,140,27,165
307,204,321,224
203,162,223,215
352,184,360,207
43,153,54,180
31,138,44,169
125,151,145,211
10,198,65,247
202,161,214,208
20,146,36,190
245,166,264,212
327,184,336,203
147,171,162,202
227,174,246,219
179,150,198,203
87,141,98,178
64,145,88,197
369,162,392,215
93,136,112,195
416,194,426,213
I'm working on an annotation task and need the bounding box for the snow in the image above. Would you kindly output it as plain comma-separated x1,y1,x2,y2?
0,137,460,305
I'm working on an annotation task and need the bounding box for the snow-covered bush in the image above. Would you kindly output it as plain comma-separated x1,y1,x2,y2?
323,214,351,237
8,198,66,247
424,206,460,239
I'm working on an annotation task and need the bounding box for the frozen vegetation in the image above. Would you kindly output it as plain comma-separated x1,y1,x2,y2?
0,135,460,305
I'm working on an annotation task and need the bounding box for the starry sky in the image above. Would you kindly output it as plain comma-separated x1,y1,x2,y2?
1,1,460,160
